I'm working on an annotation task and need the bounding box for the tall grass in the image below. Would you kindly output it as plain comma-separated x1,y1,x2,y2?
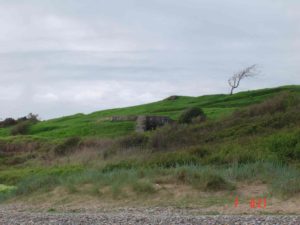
0,162,298,202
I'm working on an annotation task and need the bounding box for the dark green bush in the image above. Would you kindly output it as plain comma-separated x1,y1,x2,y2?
178,107,206,124
10,121,32,135
0,118,17,128
1,113,39,130
201,173,235,191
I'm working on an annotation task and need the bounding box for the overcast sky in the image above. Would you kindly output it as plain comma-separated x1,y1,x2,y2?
0,0,299,119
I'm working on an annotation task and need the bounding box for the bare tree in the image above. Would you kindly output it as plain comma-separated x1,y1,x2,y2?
228,64,257,95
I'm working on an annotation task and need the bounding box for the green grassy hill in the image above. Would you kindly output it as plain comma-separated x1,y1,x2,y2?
0,85,299,140
1,85,300,208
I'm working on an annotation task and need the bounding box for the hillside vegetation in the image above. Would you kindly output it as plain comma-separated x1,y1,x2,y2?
0,85,300,209
0,85,299,140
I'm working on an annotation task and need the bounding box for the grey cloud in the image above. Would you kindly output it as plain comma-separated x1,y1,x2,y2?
0,0,299,119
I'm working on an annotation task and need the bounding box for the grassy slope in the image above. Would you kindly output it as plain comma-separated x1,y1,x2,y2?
0,85,299,140
1,85,300,205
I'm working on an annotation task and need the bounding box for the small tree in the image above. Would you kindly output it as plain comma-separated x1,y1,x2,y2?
228,64,257,95
27,113,39,122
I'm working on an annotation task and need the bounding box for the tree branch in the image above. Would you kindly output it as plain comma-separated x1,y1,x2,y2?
228,64,258,95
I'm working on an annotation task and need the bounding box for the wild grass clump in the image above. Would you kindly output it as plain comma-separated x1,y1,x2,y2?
10,121,32,135
174,167,235,191
272,177,300,198
0,184,16,202
53,137,81,156
117,133,148,149
4,154,36,166
15,175,61,195
188,146,211,158
147,152,201,168
0,165,83,186
0,184,16,194
204,143,257,164
1,162,299,201
80,138,113,149
265,130,300,162
102,160,138,172
131,180,156,194
220,162,300,197
201,173,235,191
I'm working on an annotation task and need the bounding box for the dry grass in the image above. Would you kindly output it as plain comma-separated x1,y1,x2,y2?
5,181,300,215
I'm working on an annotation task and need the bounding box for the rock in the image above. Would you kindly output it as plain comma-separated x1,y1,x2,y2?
135,116,173,133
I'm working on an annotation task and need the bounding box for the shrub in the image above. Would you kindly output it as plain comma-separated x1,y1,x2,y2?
202,173,234,191
0,113,39,129
0,118,17,128
10,121,32,135
53,137,81,156
190,172,235,191
16,117,27,123
178,107,206,124
118,133,148,149
175,168,235,191
148,124,184,150
131,180,156,194
27,113,39,122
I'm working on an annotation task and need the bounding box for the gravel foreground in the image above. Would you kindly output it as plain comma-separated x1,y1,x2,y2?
1,208,300,225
